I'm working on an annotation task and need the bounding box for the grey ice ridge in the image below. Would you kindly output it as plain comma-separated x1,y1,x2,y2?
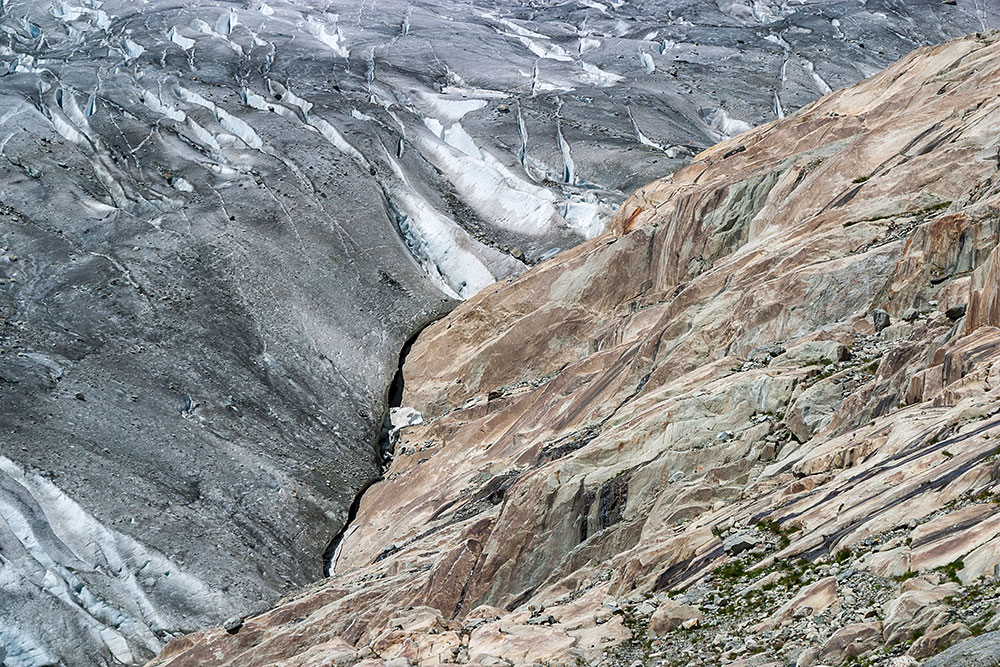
0,0,996,664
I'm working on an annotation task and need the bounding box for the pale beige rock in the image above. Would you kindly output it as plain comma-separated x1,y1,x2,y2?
858,546,911,578
771,340,849,369
794,648,820,667
149,32,1000,667
647,600,702,636
467,623,577,665
882,578,959,645
273,637,357,667
818,622,882,663
907,622,973,659
959,534,1000,583
909,504,1000,573
785,379,844,443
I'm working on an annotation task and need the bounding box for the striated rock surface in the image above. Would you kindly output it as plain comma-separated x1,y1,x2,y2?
153,30,1000,667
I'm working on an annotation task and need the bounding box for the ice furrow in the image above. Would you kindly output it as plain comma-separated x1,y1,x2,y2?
628,106,686,157
308,18,350,58
141,88,186,122
242,87,300,123
216,9,237,36
579,60,624,86
381,179,502,300
265,80,313,116
803,58,833,94
557,119,575,185
310,117,369,167
579,37,601,54
641,51,655,74
166,26,195,50
703,107,753,141
0,455,229,666
183,118,223,153
120,38,145,60
214,107,264,150
515,105,536,180
414,119,563,236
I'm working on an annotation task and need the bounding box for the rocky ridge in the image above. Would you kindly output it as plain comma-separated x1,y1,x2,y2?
150,30,1000,667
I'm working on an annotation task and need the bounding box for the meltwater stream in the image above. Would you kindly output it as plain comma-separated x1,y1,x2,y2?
0,0,996,664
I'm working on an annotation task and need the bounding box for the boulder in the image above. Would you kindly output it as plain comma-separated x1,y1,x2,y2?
872,308,891,332
818,622,882,663
723,531,759,555
923,631,1000,667
945,304,968,320
648,600,703,636
882,578,957,645
785,379,843,442
908,622,972,659
773,340,849,367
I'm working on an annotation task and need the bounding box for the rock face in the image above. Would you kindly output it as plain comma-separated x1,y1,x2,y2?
0,0,997,664
149,30,1000,667
923,631,1000,667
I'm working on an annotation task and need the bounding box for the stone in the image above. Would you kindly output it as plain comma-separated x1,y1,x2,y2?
526,615,555,626
222,617,243,634
817,622,882,662
648,601,703,637
857,546,910,578
907,622,972,659
635,602,656,616
785,379,843,442
872,309,891,332
467,623,576,664
882,578,957,645
922,631,1000,667
748,343,786,364
723,532,759,555
758,578,838,631
776,340,850,367
946,303,968,320
795,648,819,667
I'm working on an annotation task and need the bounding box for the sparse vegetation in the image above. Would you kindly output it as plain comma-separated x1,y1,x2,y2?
835,547,854,564
934,559,965,584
